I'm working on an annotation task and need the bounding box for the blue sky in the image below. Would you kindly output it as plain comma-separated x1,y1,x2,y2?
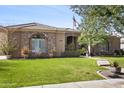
0,5,81,28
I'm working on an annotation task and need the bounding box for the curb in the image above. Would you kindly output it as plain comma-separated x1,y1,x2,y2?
97,70,108,79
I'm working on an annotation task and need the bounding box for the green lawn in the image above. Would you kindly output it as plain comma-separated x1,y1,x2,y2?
0,58,103,88
100,57,124,67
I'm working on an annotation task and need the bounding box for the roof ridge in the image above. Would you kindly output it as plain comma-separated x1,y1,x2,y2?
5,22,61,29
4,22,78,32
6,22,38,28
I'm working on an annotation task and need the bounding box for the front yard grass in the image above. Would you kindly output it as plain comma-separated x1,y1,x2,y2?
0,58,104,87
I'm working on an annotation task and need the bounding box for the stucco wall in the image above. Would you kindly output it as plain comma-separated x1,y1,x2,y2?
56,33,65,56
120,38,124,49
109,36,120,52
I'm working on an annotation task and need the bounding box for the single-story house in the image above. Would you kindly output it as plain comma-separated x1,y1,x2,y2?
0,23,80,58
0,22,121,58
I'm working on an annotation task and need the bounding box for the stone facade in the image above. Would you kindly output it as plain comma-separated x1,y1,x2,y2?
8,30,59,58
7,29,80,58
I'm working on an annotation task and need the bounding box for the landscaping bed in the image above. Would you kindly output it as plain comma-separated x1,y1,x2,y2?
96,57,124,79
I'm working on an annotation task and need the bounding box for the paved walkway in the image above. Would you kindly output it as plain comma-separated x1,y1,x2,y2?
23,79,124,88
97,59,110,66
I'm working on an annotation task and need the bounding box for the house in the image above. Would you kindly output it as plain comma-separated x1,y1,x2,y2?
0,22,121,58
0,23,80,58
120,37,124,50
91,36,120,55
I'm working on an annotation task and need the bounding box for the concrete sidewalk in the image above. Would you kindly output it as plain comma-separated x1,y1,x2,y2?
23,79,124,88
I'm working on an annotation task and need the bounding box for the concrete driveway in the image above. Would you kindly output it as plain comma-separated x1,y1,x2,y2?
23,79,124,88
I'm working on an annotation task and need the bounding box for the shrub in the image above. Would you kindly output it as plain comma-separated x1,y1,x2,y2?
114,49,124,56
113,61,122,74
113,61,119,67
115,66,121,74
61,50,80,57
29,52,48,58
120,49,124,55
78,48,87,55
114,50,121,56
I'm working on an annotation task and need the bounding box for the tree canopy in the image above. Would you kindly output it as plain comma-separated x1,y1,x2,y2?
71,5,124,34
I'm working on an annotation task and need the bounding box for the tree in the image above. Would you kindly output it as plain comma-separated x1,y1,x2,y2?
77,17,108,56
0,26,17,55
0,25,31,55
71,5,124,34
0,38,17,55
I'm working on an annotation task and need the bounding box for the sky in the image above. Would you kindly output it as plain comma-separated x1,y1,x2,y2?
0,5,81,28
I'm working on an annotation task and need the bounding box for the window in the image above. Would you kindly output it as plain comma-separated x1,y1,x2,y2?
121,40,124,44
32,38,46,53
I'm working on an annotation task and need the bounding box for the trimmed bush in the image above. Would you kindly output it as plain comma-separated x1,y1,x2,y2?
120,49,124,55
29,52,49,58
114,49,124,56
113,61,119,67
114,50,120,56
113,61,122,74
61,50,80,57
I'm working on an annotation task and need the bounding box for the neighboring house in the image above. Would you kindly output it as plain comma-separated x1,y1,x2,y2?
120,37,124,50
91,36,120,55
0,22,121,58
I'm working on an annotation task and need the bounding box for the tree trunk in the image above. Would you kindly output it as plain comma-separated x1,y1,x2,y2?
88,43,91,57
